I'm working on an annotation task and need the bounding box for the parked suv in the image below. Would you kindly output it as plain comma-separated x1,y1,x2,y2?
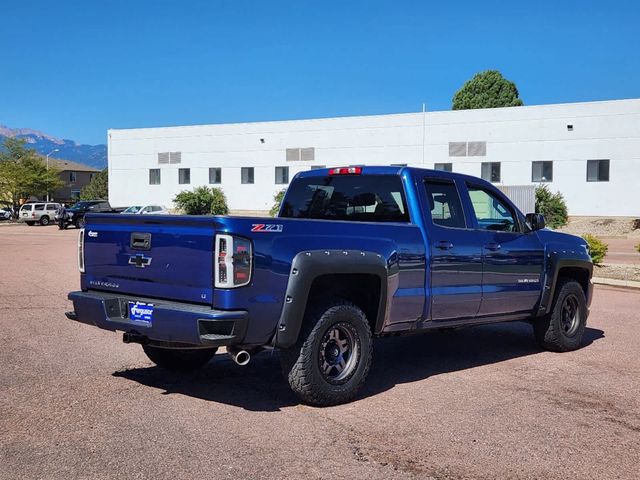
18,202,60,226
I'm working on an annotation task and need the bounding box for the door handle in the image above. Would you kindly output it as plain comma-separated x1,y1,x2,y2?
435,240,454,250
484,242,501,251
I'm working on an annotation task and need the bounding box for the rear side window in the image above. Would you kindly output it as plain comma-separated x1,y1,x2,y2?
280,175,409,222
34,204,45,211
424,179,466,228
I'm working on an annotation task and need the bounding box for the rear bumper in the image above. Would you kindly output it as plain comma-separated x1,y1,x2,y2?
67,290,248,347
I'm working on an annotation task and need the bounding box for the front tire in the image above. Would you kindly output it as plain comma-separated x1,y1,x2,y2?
280,298,373,407
142,345,218,371
75,217,85,229
534,280,587,352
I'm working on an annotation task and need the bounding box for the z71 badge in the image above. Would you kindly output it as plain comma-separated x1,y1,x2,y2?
251,223,283,232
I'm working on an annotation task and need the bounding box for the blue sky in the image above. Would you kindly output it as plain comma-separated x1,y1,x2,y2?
1,0,638,145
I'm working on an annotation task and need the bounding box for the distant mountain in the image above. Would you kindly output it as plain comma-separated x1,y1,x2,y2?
0,125,107,169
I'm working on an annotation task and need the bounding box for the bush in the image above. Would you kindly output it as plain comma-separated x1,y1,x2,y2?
173,186,229,215
535,185,568,229
269,188,286,217
582,234,608,265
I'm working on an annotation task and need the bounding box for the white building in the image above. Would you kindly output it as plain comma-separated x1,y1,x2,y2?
108,98,640,217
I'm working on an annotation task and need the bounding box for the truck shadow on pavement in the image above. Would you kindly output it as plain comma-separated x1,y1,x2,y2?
113,322,604,412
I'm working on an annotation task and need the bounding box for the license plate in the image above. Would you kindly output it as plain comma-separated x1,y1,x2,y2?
128,301,154,324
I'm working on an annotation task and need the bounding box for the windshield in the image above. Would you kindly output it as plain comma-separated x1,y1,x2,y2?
280,174,409,222
70,202,93,210
123,206,143,214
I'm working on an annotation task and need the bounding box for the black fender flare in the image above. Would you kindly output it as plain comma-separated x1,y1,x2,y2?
536,256,593,316
273,249,389,348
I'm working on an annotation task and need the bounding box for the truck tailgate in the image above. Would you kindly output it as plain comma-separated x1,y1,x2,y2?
81,214,216,304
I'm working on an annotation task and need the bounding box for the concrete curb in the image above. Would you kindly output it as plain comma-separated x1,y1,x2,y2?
593,276,640,289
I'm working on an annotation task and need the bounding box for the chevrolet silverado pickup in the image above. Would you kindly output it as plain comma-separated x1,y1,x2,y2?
67,166,593,406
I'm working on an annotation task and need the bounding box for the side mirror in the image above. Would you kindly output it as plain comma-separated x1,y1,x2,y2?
526,213,546,231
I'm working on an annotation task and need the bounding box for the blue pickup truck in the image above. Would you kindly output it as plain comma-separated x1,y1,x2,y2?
67,166,593,406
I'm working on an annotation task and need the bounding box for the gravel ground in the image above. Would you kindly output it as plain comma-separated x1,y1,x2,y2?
596,264,640,282
558,217,638,237
1,227,639,480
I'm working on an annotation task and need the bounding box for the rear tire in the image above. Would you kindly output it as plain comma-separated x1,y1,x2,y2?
142,345,218,371
280,298,373,407
40,216,50,226
534,280,587,352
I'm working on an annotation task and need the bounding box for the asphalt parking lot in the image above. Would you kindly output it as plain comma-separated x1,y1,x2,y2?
1,226,639,480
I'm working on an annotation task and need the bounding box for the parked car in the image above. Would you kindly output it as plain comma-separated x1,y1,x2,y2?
65,200,119,229
121,205,168,215
18,202,60,226
0,207,12,220
67,166,593,406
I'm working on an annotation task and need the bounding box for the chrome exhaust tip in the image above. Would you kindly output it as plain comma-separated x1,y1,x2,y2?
228,348,251,366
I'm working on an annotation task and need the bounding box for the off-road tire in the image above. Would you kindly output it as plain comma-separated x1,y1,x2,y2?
534,280,587,352
280,298,373,407
40,215,50,226
142,345,218,371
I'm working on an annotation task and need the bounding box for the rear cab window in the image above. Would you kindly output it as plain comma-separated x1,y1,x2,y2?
281,174,410,222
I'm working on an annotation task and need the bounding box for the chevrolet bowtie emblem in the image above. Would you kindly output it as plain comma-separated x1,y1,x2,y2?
128,254,152,268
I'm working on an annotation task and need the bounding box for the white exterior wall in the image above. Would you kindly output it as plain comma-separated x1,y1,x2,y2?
108,99,640,216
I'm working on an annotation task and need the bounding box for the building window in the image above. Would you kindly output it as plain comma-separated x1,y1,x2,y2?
209,168,221,184
587,160,609,182
149,169,161,185
532,161,553,182
241,167,254,184
178,168,190,184
481,162,501,183
275,166,289,184
434,163,452,172
71,190,81,200
69,171,77,183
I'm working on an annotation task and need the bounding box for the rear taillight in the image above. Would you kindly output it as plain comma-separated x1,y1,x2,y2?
329,166,362,175
214,234,252,288
78,228,85,273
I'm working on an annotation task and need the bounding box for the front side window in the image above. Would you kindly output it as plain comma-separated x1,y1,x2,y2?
275,166,289,184
178,168,190,185
434,163,452,172
481,162,501,183
424,179,465,228
209,168,221,184
467,185,517,232
280,174,409,223
149,169,161,185
532,161,553,182
587,159,609,182
241,167,254,184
